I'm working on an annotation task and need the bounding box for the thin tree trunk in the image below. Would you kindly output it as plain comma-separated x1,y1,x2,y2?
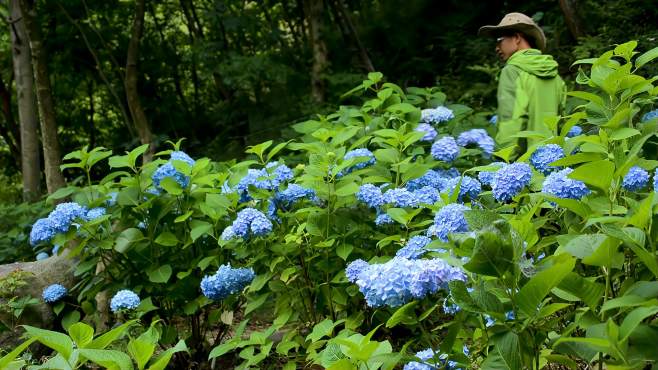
558,0,585,40
125,0,154,159
9,0,40,202
304,0,328,103
18,0,65,194
331,0,374,72
0,75,22,165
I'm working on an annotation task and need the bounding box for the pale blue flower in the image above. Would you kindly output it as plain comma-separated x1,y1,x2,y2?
622,166,650,191
375,213,394,226
42,284,67,303
542,168,590,199
443,176,481,202
222,208,273,240
357,184,384,208
456,129,495,156
110,290,140,312
413,186,440,205
427,204,470,242
478,162,507,186
383,188,419,208
492,163,532,202
200,264,255,300
30,218,56,246
642,109,658,122
396,235,432,259
406,169,457,192
431,136,460,162
341,149,376,175
416,123,438,141
421,107,454,124
84,207,106,221
566,125,582,137
530,144,564,174
346,259,369,283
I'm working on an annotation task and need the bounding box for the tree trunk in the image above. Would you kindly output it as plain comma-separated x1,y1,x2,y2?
558,0,585,40
18,0,65,195
125,0,153,159
331,0,374,72
304,0,329,103
0,75,22,168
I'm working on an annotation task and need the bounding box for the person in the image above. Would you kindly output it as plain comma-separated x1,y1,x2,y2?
479,12,566,154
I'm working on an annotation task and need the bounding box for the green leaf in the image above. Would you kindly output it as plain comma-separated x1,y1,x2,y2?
335,181,359,196
567,91,604,106
154,232,179,246
569,160,614,193
550,153,606,167
609,127,641,141
245,140,273,160
463,223,514,277
23,325,74,360
620,306,658,341
190,220,213,241
386,301,418,328
88,320,138,349
159,177,184,195
146,340,187,370
516,254,575,316
555,273,604,309
635,46,658,69
68,322,95,348
147,264,172,283
0,337,37,369
174,211,193,223
245,293,269,315
306,319,345,343
128,338,156,370
78,349,134,370
114,228,144,253
336,244,353,261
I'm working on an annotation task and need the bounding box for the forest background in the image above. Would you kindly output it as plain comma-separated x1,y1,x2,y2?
0,0,657,205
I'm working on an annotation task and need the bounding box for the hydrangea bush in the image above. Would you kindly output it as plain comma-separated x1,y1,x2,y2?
14,44,658,369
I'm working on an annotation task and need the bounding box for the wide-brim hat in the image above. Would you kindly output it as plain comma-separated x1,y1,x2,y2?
478,12,546,51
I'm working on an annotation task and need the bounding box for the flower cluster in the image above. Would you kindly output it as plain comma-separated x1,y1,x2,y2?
443,176,481,202
42,284,67,303
110,290,140,313
427,204,470,242
542,168,590,200
200,264,255,300
346,259,369,283
152,151,196,191
413,186,440,205
530,144,564,174
491,163,532,202
477,162,507,186
341,148,376,175
416,123,437,141
232,162,294,202
431,136,460,162
375,212,394,226
84,207,107,221
566,125,582,137
456,129,495,156
383,188,419,208
421,107,454,124
221,208,273,240
622,166,649,191
357,184,385,208
396,235,432,259
406,169,458,192
642,109,658,122
351,257,466,307
29,202,89,246
404,348,462,370
273,184,318,208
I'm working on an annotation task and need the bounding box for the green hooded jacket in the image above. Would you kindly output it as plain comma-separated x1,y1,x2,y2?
496,48,566,152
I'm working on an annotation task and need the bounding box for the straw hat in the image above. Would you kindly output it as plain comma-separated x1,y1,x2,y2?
478,12,546,51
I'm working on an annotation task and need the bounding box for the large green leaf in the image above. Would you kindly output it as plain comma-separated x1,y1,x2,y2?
68,322,95,348
147,264,172,284
88,320,138,349
23,325,74,360
146,340,188,370
0,337,38,369
463,224,514,277
517,254,575,316
78,349,134,370
481,332,522,370
569,160,615,193
635,46,658,69
620,306,658,341
554,273,604,309
385,301,418,328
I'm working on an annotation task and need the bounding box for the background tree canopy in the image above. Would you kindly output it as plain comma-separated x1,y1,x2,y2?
0,0,656,199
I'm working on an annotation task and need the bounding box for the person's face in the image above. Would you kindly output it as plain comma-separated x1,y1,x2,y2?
495,33,521,61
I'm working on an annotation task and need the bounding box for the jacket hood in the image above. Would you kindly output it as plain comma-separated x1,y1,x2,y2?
506,49,558,78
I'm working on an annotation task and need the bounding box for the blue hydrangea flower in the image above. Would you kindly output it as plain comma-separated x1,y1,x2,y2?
230,163,293,202
48,203,88,233
427,204,470,242
222,208,273,240
484,315,495,327
443,176,481,202
110,290,140,313
357,184,384,208
478,162,507,186
566,125,582,137
530,144,565,174
383,188,419,208
42,284,67,303
106,192,118,207
152,151,196,191
354,257,466,308
443,297,461,315
406,169,457,192
200,264,255,300
505,311,516,320
415,123,438,142
273,184,318,209
655,170,658,192
375,213,394,226
456,129,495,156
642,109,658,122
36,252,49,261
346,259,369,283
170,151,195,165
542,168,590,199
431,136,460,162
396,235,432,259
413,186,440,205
342,149,376,175
489,115,498,125
491,163,532,202
622,166,650,191
30,218,56,246
266,162,294,186
403,348,461,370
84,207,106,221
421,107,454,125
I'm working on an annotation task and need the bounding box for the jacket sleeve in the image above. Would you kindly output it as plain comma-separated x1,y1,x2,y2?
495,65,524,149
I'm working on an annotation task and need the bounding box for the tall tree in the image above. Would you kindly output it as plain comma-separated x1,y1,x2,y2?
10,0,41,201
559,0,586,40
329,0,374,73
304,0,329,103
125,0,154,158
